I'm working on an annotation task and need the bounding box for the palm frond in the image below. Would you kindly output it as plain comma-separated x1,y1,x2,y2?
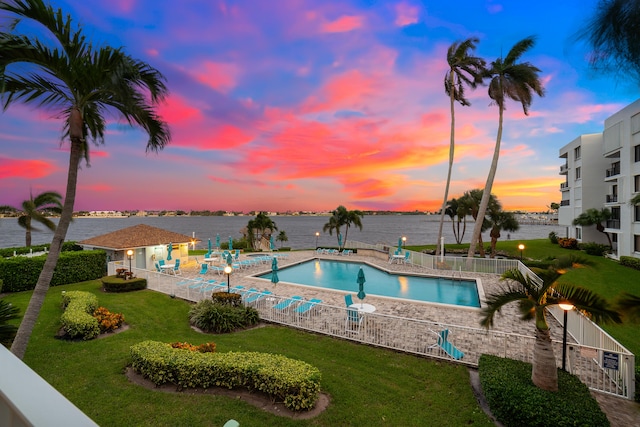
553,283,622,325
615,292,640,322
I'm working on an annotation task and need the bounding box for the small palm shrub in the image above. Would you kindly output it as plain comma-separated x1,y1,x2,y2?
578,242,609,256
0,299,20,347
189,300,259,333
548,231,558,244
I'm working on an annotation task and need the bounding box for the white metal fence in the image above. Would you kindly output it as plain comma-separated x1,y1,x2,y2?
111,258,636,400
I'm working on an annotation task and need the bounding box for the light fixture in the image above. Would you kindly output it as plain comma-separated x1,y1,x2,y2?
518,244,525,261
559,302,575,371
315,232,320,248
224,265,233,293
126,249,133,273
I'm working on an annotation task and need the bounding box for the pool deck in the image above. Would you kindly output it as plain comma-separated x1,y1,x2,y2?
181,250,564,341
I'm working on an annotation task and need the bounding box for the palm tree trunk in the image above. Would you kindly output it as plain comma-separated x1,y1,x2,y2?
467,105,504,265
10,138,82,359
436,79,457,256
532,327,559,391
25,229,32,248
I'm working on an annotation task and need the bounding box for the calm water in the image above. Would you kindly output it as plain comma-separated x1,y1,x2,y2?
257,259,480,307
0,214,563,250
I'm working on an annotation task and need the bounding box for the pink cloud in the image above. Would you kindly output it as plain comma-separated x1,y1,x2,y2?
0,157,57,179
192,61,239,93
321,15,365,33
395,2,420,27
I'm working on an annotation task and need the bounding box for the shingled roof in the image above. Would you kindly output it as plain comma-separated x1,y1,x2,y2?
78,224,194,250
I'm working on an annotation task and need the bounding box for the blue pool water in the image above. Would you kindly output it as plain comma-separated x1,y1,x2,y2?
257,259,481,308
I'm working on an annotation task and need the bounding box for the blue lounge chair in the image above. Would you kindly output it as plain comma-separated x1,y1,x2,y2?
430,329,464,360
198,263,208,275
294,298,322,317
273,295,303,311
245,290,272,304
344,294,354,307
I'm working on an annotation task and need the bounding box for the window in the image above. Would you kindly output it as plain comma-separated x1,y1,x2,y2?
575,167,581,180
635,175,640,192
636,145,640,162
635,235,640,252
575,227,582,240
574,146,581,160
636,205,640,222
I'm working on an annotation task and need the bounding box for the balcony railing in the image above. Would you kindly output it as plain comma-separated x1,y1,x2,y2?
560,200,570,206
606,194,618,203
560,182,569,191
606,219,621,229
559,164,568,174
606,165,621,177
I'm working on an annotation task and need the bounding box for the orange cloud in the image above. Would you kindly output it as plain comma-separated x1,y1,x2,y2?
0,158,57,179
321,15,365,33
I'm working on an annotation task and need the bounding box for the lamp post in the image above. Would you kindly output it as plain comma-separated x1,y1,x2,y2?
402,236,407,247
518,244,525,261
315,232,319,248
224,265,232,293
558,302,574,371
126,249,133,273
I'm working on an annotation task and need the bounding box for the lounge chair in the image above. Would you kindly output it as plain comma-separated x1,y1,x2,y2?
345,307,362,334
198,263,208,275
272,295,303,311
429,329,464,360
245,290,272,305
294,298,322,317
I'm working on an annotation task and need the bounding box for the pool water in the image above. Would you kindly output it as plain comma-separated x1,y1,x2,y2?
257,259,481,308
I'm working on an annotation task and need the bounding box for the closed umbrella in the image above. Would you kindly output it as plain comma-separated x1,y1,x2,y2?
226,253,233,266
398,237,403,251
271,257,279,285
228,236,233,250
216,234,220,248
270,235,275,250
338,233,342,249
207,238,212,256
357,267,366,308
167,242,173,260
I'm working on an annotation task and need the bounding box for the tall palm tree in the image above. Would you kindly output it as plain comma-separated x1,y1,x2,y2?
487,208,519,258
1,0,170,359
572,208,613,248
462,189,498,257
341,208,364,249
436,38,486,256
481,268,621,392
323,205,349,248
0,190,62,247
247,212,278,250
615,292,640,322
467,37,545,262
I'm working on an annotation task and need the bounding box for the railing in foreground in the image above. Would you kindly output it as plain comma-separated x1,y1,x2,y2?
115,261,636,400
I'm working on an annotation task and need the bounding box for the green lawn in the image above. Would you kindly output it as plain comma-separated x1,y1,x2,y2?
3,280,493,427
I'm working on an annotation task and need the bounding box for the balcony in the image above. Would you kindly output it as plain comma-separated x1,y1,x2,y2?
560,182,570,191
606,194,618,203
560,200,570,206
560,164,568,175
606,219,621,229
605,165,621,178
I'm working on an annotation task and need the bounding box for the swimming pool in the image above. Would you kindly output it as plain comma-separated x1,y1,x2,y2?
257,259,481,308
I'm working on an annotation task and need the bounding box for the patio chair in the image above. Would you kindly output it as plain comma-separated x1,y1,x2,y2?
402,251,411,264
198,263,208,275
245,290,272,305
294,298,322,317
154,262,161,272
345,307,362,334
344,294,354,307
428,329,464,360
272,295,303,312
173,259,182,275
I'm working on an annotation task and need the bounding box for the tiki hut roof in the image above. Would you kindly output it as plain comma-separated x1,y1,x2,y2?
78,224,194,250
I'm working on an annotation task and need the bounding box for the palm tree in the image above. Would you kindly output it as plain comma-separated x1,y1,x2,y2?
481,268,621,392
615,292,640,322
487,208,519,258
341,208,364,250
276,230,288,248
462,189,498,257
436,38,486,257
1,0,170,359
247,212,278,250
467,37,544,262
572,208,613,248
629,193,640,206
323,205,348,248
0,190,62,247
0,300,20,348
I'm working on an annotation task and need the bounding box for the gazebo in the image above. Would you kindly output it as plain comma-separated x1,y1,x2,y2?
78,224,196,270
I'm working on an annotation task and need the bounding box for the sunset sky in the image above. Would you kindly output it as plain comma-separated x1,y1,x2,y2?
1,0,638,213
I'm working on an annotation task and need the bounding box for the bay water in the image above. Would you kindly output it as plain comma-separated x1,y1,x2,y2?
0,214,563,250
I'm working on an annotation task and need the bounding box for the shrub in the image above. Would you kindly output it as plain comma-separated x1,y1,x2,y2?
620,256,640,271
101,275,147,292
211,291,241,306
60,291,100,340
548,231,558,244
189,300,259,333
93,307,125,333
130,340,321,411
557,237,578,249
478,354,609,426
171,341,217,353
0,299,20,347
577,242,609,256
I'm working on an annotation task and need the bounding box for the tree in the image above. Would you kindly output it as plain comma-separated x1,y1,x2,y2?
629,193,640,206
572,208,613,248
548,202,560,214
481,268,621,392
487,208,519,258
444,198,463,244
276,230,288,248
0,300,20,348
341,208,364,250
615,292,640,322
1,0,170,359
467,37,544,262
0,190,62,247
436,38,486,256
323,205,347,248
246,212,277,250
461,189,498,257
578,0,640,83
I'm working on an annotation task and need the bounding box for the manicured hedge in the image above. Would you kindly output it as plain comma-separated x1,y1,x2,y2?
101,276,147,292
60,291,100,340
478,354,609,427
130,340,321,411
620,256,640,271
0,250,106,292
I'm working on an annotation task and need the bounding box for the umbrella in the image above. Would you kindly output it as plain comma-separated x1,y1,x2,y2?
271,257,279,285
207,238,212,256
270,235,275,250
167,242,173,260
398,237,403,251
338,233,342,249
356,267,366,307
226,253,233,266
228,236,233,250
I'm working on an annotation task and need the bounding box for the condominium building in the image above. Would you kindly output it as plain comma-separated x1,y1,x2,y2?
559,98,640,259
